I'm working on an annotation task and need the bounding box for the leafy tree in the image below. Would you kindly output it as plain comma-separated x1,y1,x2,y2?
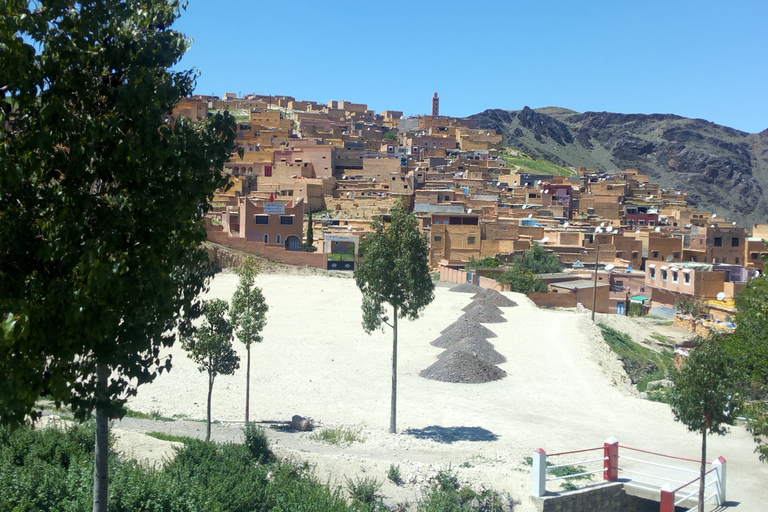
383,131,398,142
354,198,435,433
669,337,740,512
0,1,235,510
182,299,240,442
465,257,501,270
230,258,269,424
303,210,317,251
513,243,563,274
495,268,548,293
723,265,768,461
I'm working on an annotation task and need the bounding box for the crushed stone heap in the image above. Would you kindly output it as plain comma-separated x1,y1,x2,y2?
439,320,497,338
438,338,507,365
431,332,491,349
449,283,484,294
420,351,507,383
457,304,507,324
469,289,518,308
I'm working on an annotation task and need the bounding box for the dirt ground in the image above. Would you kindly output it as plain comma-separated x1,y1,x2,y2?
110,271,766,511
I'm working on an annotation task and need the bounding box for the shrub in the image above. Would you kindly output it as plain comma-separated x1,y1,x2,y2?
387,463,402,485
244,423,274,463
346,476,383,509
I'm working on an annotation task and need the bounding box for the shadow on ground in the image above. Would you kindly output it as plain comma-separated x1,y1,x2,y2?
404,425,499,443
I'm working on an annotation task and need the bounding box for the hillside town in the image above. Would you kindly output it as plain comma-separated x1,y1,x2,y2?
174,92,768,332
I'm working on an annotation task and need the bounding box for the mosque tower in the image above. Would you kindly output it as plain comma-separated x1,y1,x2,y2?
431,91,439,116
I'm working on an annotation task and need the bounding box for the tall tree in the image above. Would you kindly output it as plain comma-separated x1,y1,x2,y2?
723,262,768,462
0,2,235,510
354,198,435,433
514,243,563,274
303,210,316,251
230,257,269,424
669,337,740,512
182,299,240,442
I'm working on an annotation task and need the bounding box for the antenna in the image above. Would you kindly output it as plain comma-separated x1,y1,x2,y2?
654,226,661,232
528,213,533,218
717,292,726,301
712,213,717,218
563,222,569,229
606,226,614,233
605,264,615,271
541,237,549,243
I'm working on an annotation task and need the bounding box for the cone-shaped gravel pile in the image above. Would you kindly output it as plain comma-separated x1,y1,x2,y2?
431,332,491,349
420,351,507,383
439,320,498,338
449,283,484,294
469,289,518,308
438,338,507,365
457,304,507,324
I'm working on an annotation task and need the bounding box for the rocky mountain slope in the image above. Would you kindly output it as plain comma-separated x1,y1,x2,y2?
467,107,768,227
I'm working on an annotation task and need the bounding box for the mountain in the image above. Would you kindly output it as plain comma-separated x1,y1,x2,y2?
467,107,768,227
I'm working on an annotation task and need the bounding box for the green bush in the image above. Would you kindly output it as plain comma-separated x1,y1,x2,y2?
417,469,506,512
495,268,547,293
244,423,274,463
346,476,383,509
387,463,402,485
465,257,501,270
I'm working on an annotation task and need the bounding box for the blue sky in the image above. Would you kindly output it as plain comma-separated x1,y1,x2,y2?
173,0,767,133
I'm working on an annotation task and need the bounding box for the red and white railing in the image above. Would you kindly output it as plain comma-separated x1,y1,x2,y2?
532,437,727,512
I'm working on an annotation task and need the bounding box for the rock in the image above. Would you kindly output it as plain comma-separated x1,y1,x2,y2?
291,415,313,431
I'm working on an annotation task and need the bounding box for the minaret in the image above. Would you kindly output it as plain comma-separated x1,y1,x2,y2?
431,91,439,116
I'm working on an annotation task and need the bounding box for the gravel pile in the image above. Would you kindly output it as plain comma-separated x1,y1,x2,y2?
449,283,484,294
438,338,507,365
439,320,497,338
458,304,507,324
431,332,491,349
469,289,518,308
420,351,507,383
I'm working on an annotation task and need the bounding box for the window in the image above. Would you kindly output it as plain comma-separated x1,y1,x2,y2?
661,269,668,281
649,267,656,279
279,216,294,225
684,273,690,285
672,271,678,283
467,236,476,245
673,252,680,259
732,238,740,247
254,215,269,225
735,257,739,264
714,237,722,247
263,234,268,243
652,251,659,258
433,236,442,242
722,257,727,263
752,252,760,259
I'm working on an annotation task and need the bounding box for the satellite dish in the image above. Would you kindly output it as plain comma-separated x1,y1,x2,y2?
654,227,661,232
732,221,737,226
635,230,641,234
595,227,603,234
600,222,606,227
563,222,570,229
606,226,614,233
541,237,550,243
467,209,473,213
528,213,533,218
605,264,615,271
712,214,717,218
666,255,674,262
717,292,726,301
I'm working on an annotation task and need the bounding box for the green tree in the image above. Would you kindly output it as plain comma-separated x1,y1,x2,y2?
0,2,235,510
182,299,240,442
354,198,435,433
669,337,740,512
724,265,768,461
383,131,398,141
230,258,269,424
514,243,563,274
465,257,501,270
303,210,317,251
495,268,548,293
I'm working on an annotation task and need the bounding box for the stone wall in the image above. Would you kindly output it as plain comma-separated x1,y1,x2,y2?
534,483,659,512
526,292,577,308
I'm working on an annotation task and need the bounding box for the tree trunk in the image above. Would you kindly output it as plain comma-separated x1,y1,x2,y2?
390,307,398,434
245,345,251,424
206,372,214,442
93,362,110,512
699,426,707,512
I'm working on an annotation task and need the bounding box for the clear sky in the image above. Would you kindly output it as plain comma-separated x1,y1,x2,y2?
173,0,767,133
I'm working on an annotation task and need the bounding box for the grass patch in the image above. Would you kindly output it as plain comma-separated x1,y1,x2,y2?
144,432,196,444
500,149,575,176
311,426,363,446
599,325,675,392
387,464,403,485
522,457,592,492
122,407,174,422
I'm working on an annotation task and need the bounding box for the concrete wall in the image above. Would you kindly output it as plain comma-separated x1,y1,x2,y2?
527,292,577,308
534,482,659,512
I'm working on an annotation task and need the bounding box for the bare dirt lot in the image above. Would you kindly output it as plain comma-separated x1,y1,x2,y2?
116,271,767,511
